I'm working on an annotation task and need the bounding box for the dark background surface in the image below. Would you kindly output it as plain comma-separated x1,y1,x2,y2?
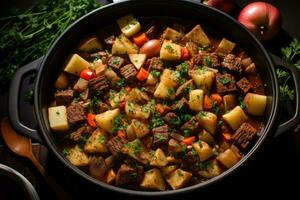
1,0,300,199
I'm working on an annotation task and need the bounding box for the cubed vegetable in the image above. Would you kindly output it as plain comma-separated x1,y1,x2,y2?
160,40,182,61
216,148,240,168
106,169,116,184
166,169,192,190
154,82,174,100
196,111,217,134
108,90,126,109
112,34,139,55
189,89,204,111
222,106,248,130
95,109,120,132
160,165,178,177
216,38,236,54
161,69,179,88
78,37,103,53
48,106,69,131
192,141,214,161
140,168,166,191
131,119,150,138
189,69,215,93
117,14,141,37
66,145,89,167
198,159,223,178
64,54,90,76
84,129,108,153
122,139,149,164
129,54,146,70
244,93,267,116
183,24,211,46
150,148,168,167
162,27,183,41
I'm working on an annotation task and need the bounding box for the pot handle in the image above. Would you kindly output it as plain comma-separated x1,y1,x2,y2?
8,56,44,143
270,53,300,137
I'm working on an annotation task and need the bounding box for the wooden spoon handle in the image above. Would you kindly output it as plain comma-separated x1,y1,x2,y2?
29,154,71,199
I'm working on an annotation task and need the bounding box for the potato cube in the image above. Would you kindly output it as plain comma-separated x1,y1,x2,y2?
198,159,223,178
48,106,69,131
244,93,267,116
66,145,89,167
131,119,150,138
106,169,116,184
217,148,240,168
129,54,146,70
140,168,166,191
117,14,141,37
150,148,168,167
196,111,217,134
154,82,175,100
189,69,215,93
95,109,120,132
162,27,183,41
160,40,181,61
166,169,192,190
192,141,214,161
78,37,103,53
216,38,236,54
189,89,204,111
111,36,127,55
64,54,90,76
161,69,179,88
222,106,248,130
84,129,108,153
160,165,178,177
183,25,211,46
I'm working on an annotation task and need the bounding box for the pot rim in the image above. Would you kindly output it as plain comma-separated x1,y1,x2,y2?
34,0,279,196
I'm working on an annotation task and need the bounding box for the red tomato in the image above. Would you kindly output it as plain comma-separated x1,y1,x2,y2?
80,68,96,80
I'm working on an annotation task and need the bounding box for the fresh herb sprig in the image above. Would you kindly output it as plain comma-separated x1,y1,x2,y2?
0,0,100,90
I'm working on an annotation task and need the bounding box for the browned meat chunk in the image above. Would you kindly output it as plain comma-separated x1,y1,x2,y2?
193,52,220,68
55,89,73,106
164,112,181,127
176,80,193,97
145,57,164,71
152,125,169,148
171,97,189,112
180,117,200,134
145,25,157,39
107,56,125,73
88,74,109,94
89,156,107,179
216,73,237,94
247,75,265,95
181,150,200,173
120,64,138,82
70,126,86,141
67,103,86,124
232,122,257,150
236,77,252,94
223,94,237,111
242,57,256,74
99,102,110,113
107,136,128,155
222,54,242,73
168,138,185,153
116,164,136,185
73,78,89,92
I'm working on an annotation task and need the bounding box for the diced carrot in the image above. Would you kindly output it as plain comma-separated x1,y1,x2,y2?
133,32,148,47
117,130,126,138
211,93,222,105
222,132,232,141
136,68,149,81
181,47,190,60
119,101,126,110
87,113,97,128
125,86,132,92
156,103,165,114
204,95,213,110
182,136,196,145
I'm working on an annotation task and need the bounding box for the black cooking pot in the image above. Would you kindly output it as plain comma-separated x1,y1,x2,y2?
8,0,300,196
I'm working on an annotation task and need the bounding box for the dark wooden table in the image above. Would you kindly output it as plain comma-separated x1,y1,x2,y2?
1,0,300,199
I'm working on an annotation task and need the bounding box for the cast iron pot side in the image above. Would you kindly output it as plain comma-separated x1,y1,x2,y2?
7,0,300,196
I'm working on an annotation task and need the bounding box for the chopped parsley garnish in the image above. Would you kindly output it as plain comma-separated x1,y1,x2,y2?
149,112,165,129
195,161,212,171
154,134,167,142
111,114,127,133
116,78,125,88
177,170,184,176
98,135,106,144
56,111,60,115
167,88,175,98
112,57,120,66
164,44,175,53
212,102,220,115
219,77,231,85
183,129,191,137
125,139,142,155
151,70,161,78
198,140,203,148
177,62,189,77
130,172,138,179
217,120,223,127
204,56,212,67
198,111,207,118
238,96,246,109
62,148,70,156
181,114,192,122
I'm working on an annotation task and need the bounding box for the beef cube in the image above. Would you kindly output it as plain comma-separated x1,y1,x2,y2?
116,164,136,185
55,89,73,106
152,125,169,148
242,57,256,74
99,102,110,113
73,78,89,92
88,74,109,94
164,112,181,127
247,75,265,95
107,136,128,155
171,98,189,112
193,52,220,68
216,73,237,94
223,94,237,111
175,80,193,97
180,117,200,134
146,57,164,71
70,126,86,141
120,64,137,82
67,103,86,124
222,54,242,73
232,122,257,150
145,25,157,39
89,156,107,179
181,150,200,173
108,56,125,73
236,77,252,94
